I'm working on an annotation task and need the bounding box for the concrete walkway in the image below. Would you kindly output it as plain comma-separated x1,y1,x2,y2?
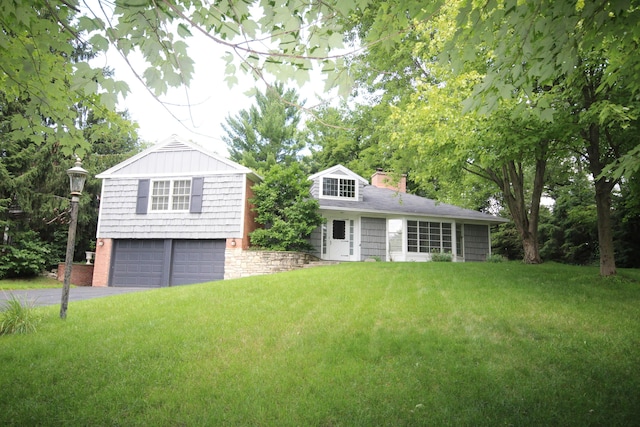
0,287,153,307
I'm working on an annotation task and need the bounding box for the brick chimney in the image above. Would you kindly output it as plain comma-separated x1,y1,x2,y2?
371,169,406,193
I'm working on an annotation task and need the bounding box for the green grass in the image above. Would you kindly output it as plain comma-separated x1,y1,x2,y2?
1,262,639,426
0,276,61,290
0,295,42,335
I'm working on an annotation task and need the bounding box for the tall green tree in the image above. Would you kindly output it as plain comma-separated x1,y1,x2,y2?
222,84,304,173
540,166,599,265
306,104,386,178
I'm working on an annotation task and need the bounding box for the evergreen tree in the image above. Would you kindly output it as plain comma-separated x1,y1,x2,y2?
222,84,304,173
0,95,140,273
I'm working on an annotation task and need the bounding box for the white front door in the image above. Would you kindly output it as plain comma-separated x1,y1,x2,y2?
328,218,352,260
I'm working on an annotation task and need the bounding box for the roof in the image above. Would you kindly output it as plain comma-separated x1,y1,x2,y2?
96,135,261,181
318,184,509,224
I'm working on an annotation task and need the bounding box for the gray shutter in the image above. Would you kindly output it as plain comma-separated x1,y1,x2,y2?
136,179,150,214
190,177,204,213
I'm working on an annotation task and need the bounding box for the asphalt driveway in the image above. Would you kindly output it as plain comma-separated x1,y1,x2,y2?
0,287,153,307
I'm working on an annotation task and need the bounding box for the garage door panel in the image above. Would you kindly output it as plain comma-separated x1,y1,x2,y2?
170,240,225,286
111,240,164,287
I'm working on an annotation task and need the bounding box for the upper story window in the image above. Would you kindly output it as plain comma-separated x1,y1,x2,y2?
322,177,356,199
151,179,191,211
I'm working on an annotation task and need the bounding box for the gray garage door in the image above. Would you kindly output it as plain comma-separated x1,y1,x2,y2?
111,239,165,287
110,239,225,287
170,240,225,285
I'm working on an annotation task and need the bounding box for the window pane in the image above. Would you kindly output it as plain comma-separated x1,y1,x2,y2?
333,220,346,240
172,180,191,210
340,179,355,198
388,219,403,252
151,181,170,210
349,220,354,255
442,223,452,252
407,220,418,252
429,222,441,252
323,177,338,196
322,224,327,255
152,181,170,196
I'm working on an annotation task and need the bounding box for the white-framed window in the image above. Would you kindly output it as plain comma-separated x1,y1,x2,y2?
407,220,453,253
322,176,356,199
150,179,191,211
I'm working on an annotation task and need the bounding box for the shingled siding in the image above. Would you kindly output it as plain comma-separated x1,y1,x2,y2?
361,217,386,260
463,224,490,261
98,174,245,239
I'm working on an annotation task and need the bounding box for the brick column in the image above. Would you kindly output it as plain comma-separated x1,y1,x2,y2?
91,238,112,287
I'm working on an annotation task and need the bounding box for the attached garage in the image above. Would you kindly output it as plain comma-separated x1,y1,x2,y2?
110,239,225,287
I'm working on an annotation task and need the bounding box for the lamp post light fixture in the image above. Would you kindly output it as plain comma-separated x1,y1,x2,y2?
60,157,89,319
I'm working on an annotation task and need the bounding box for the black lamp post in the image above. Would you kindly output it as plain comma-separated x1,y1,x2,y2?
60,157,88,319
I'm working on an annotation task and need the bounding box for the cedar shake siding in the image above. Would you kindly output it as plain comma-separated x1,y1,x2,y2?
463,224,491,261
97,174,246,240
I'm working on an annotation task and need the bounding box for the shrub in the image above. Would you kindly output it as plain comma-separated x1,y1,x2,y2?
249,164,323,252
0,236,52,279
0,295,41,335
431,252,453,262
486,253,507,263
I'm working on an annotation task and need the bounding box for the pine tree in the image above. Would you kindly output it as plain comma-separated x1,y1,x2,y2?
222,84,304,173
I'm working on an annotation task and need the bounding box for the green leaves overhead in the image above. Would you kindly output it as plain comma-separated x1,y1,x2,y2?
1,0,380,154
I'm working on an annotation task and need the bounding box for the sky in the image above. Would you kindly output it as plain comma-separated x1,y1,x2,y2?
95,33,332,157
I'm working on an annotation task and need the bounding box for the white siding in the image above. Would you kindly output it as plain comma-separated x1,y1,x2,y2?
98,174,245,239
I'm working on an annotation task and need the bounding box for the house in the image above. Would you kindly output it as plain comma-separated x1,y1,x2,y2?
91,136,261,287
92,138,508,287
306,165,509,262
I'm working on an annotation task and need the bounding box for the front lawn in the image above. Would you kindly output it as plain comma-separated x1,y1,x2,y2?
0,276,61,290
1,262,638,426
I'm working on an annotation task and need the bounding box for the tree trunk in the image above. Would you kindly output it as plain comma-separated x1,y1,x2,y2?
583,122,617,277
522,234,541,264
594,179,617,276
501,158,545,264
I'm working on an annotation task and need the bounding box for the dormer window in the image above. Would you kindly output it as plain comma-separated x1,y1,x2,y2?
322,177,356,199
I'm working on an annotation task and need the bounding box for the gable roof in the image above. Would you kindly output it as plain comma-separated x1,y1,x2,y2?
309,164,368,185
96,135,260,180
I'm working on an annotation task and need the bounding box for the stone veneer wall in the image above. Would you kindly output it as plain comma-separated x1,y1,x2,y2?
224,248,316,279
